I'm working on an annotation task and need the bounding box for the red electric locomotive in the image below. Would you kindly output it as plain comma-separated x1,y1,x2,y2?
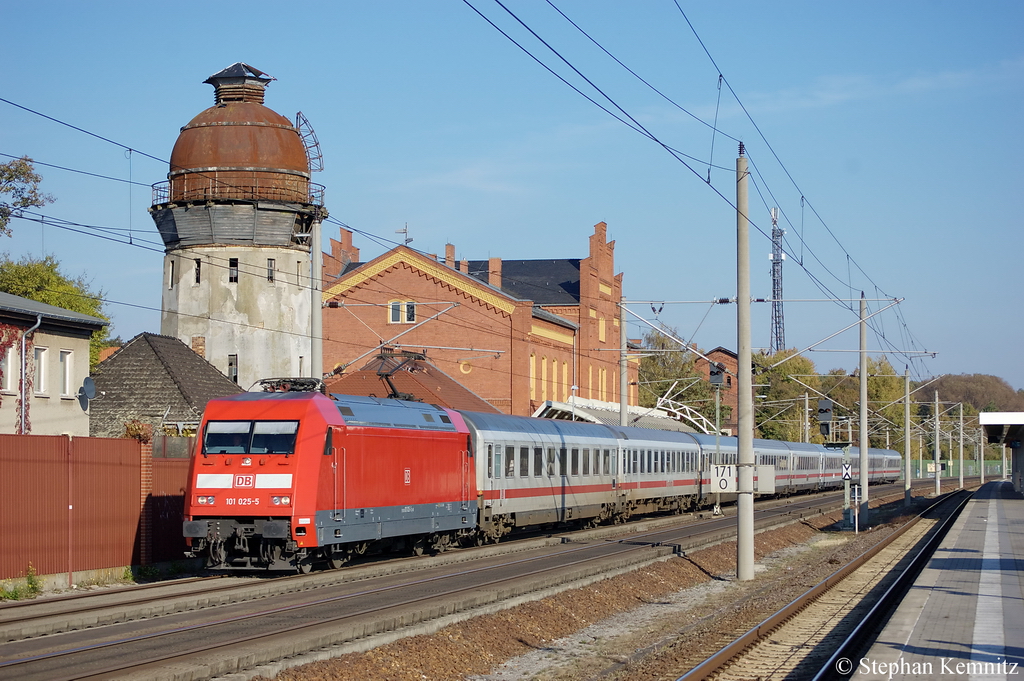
183,381,476,571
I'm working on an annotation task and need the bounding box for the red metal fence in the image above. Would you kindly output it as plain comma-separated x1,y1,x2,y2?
0,434,193,582
150,456,192,563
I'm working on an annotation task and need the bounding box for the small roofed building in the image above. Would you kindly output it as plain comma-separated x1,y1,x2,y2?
0,291,107,435
979,412,1024,494
324,350,501,413
90,332,243,438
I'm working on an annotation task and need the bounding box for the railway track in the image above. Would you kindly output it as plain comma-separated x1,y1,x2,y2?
0,479,963,681
0,480,886,644
0,485,886,681
677,489,972,681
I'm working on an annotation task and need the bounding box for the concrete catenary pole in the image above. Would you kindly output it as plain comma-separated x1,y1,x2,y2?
803,392,810,443
311,217,323,380
736,143,755,582
859,293,869,523
620,299,628,427
958,403,964,489
934,390,941,496
979,427,985,484
904,368,912,506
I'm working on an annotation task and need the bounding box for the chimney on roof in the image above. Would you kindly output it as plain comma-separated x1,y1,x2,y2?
488,257,502,289
204,62,274,105
445,243,456,268
459,258,468,273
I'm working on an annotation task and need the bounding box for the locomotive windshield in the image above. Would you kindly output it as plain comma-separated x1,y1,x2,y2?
203,420,300,455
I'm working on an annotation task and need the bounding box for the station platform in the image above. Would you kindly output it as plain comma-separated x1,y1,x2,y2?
855,481,1024,679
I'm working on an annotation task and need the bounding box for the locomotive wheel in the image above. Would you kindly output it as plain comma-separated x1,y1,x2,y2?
260,540,282,567
209,540,226,566
295,549,314,574
327,545,348,570
431,533,451,554
411,537,427,556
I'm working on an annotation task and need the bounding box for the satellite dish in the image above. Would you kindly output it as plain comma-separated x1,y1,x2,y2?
78,377,97,412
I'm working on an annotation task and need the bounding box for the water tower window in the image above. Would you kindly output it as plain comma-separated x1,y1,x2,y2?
229,258,239,283
267,258,276,282
194,259,201,285
168,259,175,289
228,354,238,384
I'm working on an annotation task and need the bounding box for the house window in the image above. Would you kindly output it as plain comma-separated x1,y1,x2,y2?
0,346,14,391
229,258,239,283
267,258,276,283
228,354,238,384
59,350,72,396
388,301,417,324
33,347,47,394
194,258,201,285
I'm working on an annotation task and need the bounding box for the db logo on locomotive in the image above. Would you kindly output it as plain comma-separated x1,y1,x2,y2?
234,474,255,488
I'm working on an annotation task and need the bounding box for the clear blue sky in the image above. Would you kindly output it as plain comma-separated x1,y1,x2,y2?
2,2,1021,390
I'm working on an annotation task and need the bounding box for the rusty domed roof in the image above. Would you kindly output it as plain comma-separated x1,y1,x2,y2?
170,103,309,177
167,63,310,203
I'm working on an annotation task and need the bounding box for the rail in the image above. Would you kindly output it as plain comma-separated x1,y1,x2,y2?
677,489,972,681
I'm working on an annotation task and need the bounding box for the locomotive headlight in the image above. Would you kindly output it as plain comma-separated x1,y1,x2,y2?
271,496,291,506
197,496,215,505
272,496,281,505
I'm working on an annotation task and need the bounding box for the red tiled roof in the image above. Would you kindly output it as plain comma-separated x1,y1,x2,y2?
324,353,500,413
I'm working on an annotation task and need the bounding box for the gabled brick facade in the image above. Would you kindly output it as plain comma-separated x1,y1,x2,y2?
321,223,637,416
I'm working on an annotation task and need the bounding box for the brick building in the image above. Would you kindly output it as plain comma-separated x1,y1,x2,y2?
701,346,739,435
321,222,637,416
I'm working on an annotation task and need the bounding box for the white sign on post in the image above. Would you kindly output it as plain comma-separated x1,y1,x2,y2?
712,465,737,493
842,463,852,480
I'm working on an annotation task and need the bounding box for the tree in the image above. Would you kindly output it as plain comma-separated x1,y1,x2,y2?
865,356,906,448
920,374,1024,413
819,368,860,441
637,327,721,425
0,254,110,367
753,349,820,442
0,157,53,236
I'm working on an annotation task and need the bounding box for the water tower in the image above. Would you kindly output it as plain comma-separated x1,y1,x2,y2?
149,63,326,389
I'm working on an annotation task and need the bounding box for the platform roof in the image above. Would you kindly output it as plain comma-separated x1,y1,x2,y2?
979,412,1024,447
